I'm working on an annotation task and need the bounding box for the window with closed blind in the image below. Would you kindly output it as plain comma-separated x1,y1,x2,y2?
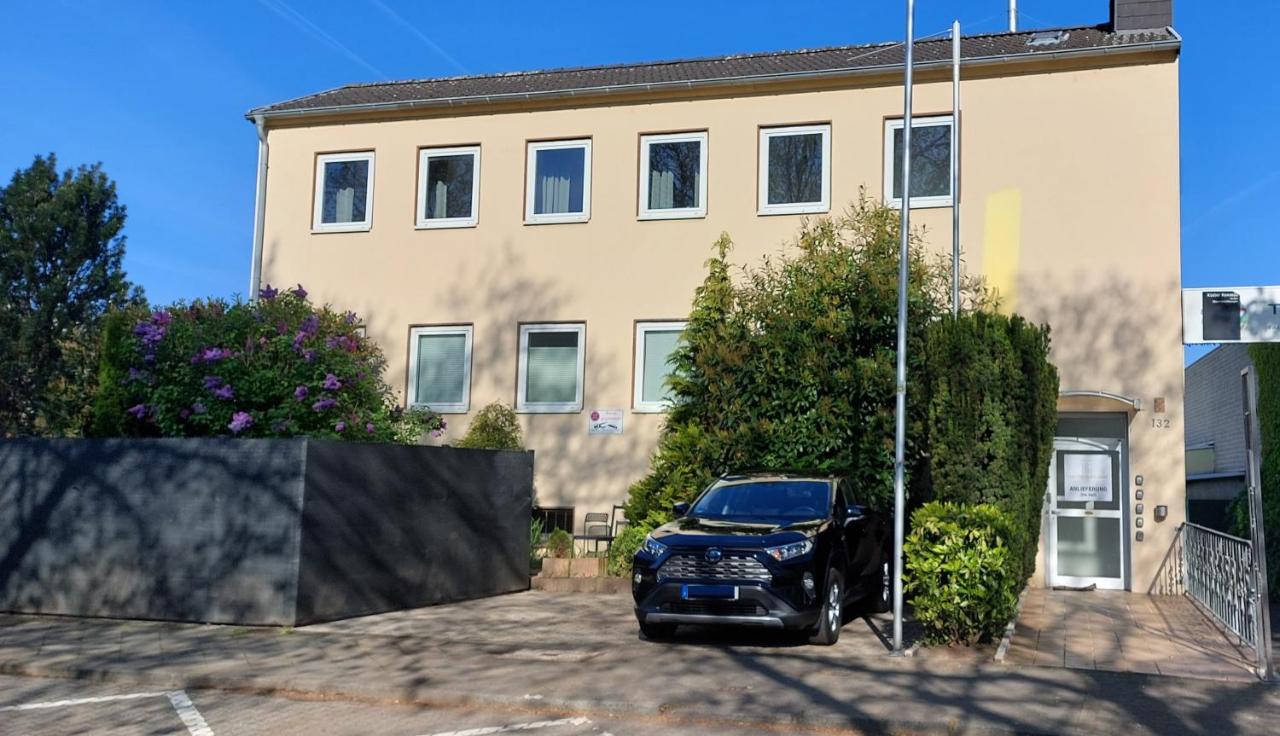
517,323,585,412
633,321,686,412
408,325,473,413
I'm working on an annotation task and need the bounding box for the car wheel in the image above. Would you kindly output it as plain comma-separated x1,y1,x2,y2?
809,569,843,646
639,620,676,640
868,560,892,614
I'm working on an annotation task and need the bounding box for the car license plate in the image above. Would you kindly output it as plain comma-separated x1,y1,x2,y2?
681,584,739,600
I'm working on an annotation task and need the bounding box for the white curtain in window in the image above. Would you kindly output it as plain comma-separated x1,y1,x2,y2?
335,187,356,222
526,333,578,404
432,179,448,219
649,170,674,210
417,333,467,405
539,175,571,214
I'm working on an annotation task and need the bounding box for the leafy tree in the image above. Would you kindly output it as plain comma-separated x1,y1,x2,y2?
0,154,140,436
455,401,524,450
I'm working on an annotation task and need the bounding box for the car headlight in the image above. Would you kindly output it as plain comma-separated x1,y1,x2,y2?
639,534,668,557
765,539,813,562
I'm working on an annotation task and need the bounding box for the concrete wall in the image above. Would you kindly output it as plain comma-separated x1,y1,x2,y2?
257,51,1184,591
0,439,533,625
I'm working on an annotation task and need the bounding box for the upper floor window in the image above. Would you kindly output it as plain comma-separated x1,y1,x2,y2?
417,146,480,229
408,325,473,413
884,116,953,208
517,323,585,412
758,124,830,215
526,139,591,224
313,152,374,232
639,132,707,220
633,321,686,412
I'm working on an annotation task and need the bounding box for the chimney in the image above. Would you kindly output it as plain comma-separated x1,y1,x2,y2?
1110,0,1173,32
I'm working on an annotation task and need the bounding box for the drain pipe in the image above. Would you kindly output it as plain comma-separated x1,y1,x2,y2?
248,114,269,301
1009,0,1017,32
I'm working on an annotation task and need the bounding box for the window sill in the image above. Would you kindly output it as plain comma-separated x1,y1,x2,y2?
409,403,470,414
638,209,707,221
885,198,954,210
516,404,583,414
312,223,373,234
415,219,478,230
631,405,670,414
524,215,590,225
757,204,830,217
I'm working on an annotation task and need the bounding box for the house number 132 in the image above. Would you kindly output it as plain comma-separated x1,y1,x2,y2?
1151,418,1171,429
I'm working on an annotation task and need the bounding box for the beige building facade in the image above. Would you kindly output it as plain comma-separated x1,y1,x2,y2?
249,6,1183,592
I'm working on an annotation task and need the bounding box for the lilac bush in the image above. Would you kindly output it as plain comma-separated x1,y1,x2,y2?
104,285,444,442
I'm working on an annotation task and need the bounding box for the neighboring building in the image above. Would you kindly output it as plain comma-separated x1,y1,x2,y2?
247,0,1184,592
1184,345,1252,530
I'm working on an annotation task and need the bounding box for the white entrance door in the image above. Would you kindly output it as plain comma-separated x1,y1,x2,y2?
1048,437,1126,590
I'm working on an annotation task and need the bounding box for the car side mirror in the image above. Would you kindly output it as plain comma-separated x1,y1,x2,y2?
846,505,865,521
673,502,690,517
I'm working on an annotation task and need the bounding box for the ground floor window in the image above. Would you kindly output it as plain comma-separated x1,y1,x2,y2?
517,323,585,412
633,321,686,412
408,325,473,413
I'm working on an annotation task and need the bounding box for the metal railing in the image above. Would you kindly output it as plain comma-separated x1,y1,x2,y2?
1180,523,1261,650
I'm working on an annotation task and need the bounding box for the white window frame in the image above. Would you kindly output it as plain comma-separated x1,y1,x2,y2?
525,139,592,224
516,323,586,413
312,151,375,233
407,325,473,414
638,132,708,220
757,124,831,216
416,145,481,229
883,115,954,209
633,321,687,413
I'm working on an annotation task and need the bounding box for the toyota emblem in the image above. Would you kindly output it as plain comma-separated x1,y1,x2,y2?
704,548,723,563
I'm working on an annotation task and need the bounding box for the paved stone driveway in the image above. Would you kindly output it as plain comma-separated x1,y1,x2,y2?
1006,588,1258,681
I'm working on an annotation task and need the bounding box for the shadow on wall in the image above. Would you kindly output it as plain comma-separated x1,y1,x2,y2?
437,239,659,513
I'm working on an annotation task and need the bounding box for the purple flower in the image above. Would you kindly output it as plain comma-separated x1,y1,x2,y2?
365,422,375,434
299,315,319,336
303,349,316,363
335,421,346,432
260,284,279,300
294,385,309,401
191,402,207,415
228,411,253,434
322,373,342,391
127,367,148,384
291,284,308,300
312,398,337,412
203,375,223,390
179,408,191,421
151,310,172,327
202,347,233,363
212,384,235,401
126,404,148,420
343,311,358,326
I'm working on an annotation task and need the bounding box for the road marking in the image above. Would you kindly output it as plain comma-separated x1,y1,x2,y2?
166,690,215,736
417,716,591,736
0,691,171,711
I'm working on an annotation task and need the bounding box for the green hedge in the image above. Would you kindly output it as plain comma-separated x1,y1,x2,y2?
905,502,1021,645
918,312,1058,585
1248,344,1280,600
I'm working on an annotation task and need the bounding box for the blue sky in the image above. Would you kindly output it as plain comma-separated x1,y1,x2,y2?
2,0,1276,347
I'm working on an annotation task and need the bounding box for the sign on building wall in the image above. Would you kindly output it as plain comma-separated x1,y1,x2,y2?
1062,453,1113,503
587,409,624,435
1182,286,1280,344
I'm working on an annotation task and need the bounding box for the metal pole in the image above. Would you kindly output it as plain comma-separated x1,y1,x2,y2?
1009,0,1018,32
950,20,961,316
891,0,915,655
1242,367,1274,680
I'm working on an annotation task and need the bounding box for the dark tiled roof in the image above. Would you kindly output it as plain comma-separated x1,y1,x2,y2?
250,25,1178,118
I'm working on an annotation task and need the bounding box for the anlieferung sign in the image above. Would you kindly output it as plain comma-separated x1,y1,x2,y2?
1182,286,1280,344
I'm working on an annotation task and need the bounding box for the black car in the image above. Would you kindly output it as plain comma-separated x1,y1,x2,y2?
631,474,891,645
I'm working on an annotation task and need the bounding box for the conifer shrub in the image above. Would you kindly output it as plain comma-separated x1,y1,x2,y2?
456,401,524,450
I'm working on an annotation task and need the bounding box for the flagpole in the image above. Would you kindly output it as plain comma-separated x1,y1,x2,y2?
951,20,961,315
891,0,915,655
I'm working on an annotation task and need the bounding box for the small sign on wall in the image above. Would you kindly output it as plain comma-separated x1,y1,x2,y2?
1182,286,1280,344
1063,453,1113,502
588,409,624,435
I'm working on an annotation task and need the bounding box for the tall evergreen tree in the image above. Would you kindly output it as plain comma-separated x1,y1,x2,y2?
0,154,138,436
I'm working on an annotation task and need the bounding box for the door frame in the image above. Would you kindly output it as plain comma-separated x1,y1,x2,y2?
1048,416,1131,591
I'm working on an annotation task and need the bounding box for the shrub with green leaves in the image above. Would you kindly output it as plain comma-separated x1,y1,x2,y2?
1246,344,1280,600
607,523,653,577
905,502,1021,645
545,528,574,559
97,284,443,442
456,401,524,450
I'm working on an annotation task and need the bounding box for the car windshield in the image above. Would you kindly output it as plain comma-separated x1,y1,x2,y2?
690,480,831,522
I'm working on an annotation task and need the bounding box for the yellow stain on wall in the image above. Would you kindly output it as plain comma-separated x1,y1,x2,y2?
983,189,1023,313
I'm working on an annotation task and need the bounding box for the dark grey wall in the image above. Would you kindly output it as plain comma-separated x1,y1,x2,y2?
1111,0,1174,31
295,442,532,624
0,439,533,626
0,439,306,624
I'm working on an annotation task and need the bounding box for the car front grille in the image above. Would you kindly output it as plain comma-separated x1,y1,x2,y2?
661,601,767,616
657,553,772,583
